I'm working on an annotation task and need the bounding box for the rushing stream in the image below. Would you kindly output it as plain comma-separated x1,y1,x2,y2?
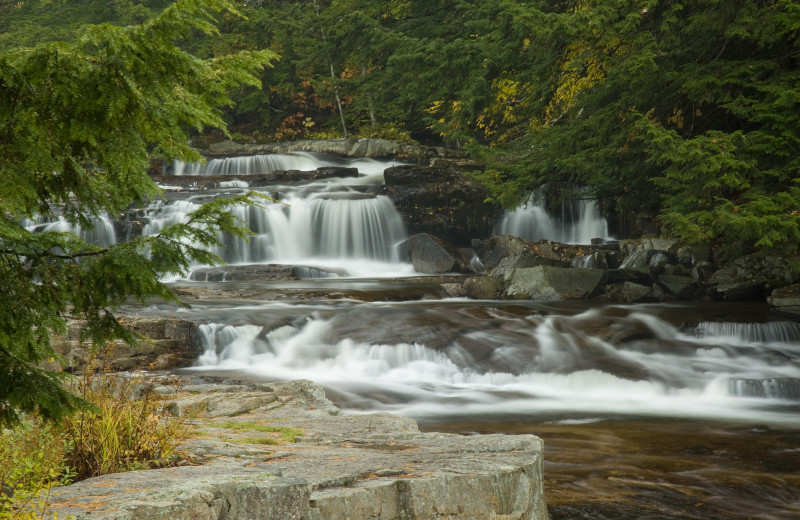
114,152,800,519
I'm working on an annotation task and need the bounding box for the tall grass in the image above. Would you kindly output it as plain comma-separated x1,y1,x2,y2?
62,372,188,481
0,371,188,518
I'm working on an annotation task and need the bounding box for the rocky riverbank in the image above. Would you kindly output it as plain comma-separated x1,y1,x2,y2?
46,378,548,520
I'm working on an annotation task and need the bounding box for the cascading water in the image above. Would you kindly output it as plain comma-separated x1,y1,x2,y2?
116,150,800,519
172,153,318,175
187,302,800,424
24,214,117,247
141,152,414,277
497,194,612,244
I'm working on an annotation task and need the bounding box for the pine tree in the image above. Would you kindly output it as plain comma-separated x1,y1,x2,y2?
0,0,277,427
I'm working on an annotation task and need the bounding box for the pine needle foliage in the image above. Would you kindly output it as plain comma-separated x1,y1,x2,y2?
465,0,800,257
0,0,277,427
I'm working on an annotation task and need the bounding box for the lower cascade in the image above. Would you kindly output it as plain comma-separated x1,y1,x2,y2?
191,305,800,419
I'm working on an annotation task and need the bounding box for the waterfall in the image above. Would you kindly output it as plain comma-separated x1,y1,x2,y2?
138,193,408,267
171,153,321,175
24,214,117,247
691,321,800,344
497,195,611,244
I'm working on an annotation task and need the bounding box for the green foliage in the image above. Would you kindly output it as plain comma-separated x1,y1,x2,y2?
61,371,189,481
465,0,800,255
0,0,277,427
2,0,798,258
1,371,188,517
0,418,73,518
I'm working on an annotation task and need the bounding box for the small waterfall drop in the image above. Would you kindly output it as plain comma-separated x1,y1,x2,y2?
172,153,320,175
497,195,611,244
24,214,117,247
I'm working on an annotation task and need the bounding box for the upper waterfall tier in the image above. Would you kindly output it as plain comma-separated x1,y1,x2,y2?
170,151,405,177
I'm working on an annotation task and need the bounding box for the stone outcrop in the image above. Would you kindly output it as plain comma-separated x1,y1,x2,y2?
51,317,198,373
504,265,607,300
768,282,800,319
150,166,360,191
378,160,501,246
190,264,342,282
452,234,800,307
197,138,465,164
46,379,548,520
403,233,472,273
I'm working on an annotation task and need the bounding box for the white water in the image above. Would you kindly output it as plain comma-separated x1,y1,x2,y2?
140,153,415,277
171,151,406,177
187,303,800,425
23,214,117,247
497,196,612,244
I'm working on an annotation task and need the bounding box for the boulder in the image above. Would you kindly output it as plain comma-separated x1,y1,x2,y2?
407,233,471,273
490,253,569,277
767,283,800,319
657,274,698,299
618,248,678,276
473,235,533,272
379,163,499,246
463,275,505,299
604,282,653,303
768,283,800,307
504,266,606,300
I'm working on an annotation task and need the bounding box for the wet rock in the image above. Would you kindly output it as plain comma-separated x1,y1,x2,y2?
767,283,800,319
768,283,800,307
619,249,679,276
379,163,499,246
504,266,606,300
473,235,533,272
604,282,654,303
463,275,505,299
199,138,464,163
190,264,343,282
657,275,699,299
606,268,654,286
51,316,198,373
620,237,681,256
440,282,465,297
406,233,472,273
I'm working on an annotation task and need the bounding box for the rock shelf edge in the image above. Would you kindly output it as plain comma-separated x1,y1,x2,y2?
46,378,548,520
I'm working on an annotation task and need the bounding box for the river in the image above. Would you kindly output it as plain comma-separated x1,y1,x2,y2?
120,152,800,519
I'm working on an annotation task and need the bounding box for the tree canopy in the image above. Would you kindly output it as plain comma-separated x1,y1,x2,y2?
0,0,276,427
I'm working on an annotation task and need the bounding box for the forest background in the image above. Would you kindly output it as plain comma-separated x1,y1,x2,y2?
2,0,799,258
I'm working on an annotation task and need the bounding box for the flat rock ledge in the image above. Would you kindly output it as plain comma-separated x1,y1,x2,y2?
46,379,547,520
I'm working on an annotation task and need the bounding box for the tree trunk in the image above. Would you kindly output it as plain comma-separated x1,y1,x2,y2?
362,62,377,127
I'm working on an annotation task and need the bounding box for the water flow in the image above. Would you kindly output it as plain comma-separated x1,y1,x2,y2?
24,214,117,247
172,153,319,175
132,152,413,276
497,196,611,244
170,151,404,177
188,303,800,425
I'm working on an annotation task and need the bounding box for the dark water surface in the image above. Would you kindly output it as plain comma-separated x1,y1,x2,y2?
418,417,800,520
